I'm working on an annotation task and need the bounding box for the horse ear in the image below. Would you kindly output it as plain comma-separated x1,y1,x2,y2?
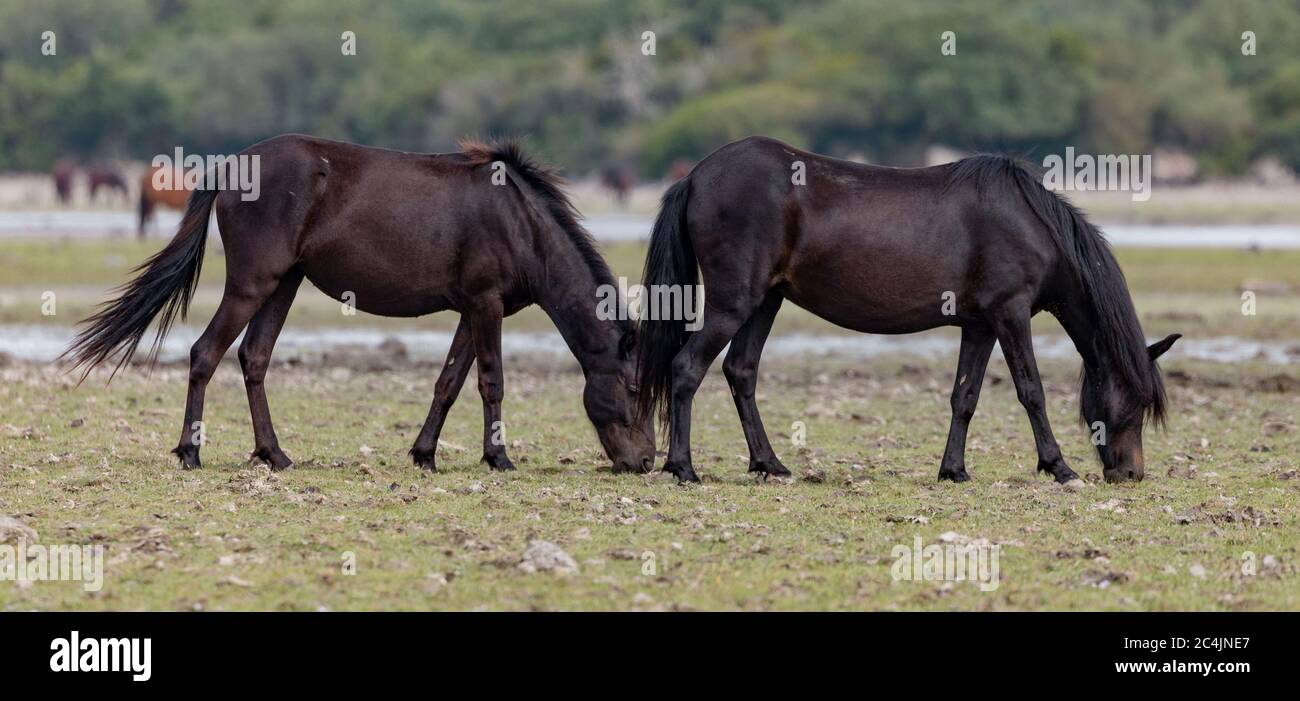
1147,333,1181,361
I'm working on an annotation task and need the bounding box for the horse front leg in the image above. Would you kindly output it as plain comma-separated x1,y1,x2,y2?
937,324,995,482
992,307,1078,483
468,305,514,472
410,316,475,471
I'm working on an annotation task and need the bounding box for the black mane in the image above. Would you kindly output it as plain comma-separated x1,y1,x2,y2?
946,154,1166,425
460,139,618,293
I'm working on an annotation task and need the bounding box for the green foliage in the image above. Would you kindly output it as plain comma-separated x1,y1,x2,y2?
641,83,816,174
0,0,1295,175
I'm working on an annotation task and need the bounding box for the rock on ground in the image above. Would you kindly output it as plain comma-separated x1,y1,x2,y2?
518,540,578,575
0,515,38,544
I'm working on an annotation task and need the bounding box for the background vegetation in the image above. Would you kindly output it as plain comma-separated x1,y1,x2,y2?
2,0,1297,176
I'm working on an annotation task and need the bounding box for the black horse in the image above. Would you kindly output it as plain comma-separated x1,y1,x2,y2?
65,135,654,474
637,137,1179,484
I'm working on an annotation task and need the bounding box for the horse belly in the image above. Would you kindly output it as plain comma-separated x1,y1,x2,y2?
783,245,959,334
300,258,451,318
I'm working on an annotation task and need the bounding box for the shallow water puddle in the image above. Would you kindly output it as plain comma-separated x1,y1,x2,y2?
2,324,1294,365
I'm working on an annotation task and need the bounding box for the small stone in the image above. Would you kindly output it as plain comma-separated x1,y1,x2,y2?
0,515,38,544
1063,479,1088,492
518,540,578,575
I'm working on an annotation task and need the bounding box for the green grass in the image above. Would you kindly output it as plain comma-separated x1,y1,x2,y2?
1,356,1296,611
3,239,1300,339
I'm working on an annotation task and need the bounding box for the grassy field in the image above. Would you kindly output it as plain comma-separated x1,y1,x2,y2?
0,236,1297,611
1,356,1296,611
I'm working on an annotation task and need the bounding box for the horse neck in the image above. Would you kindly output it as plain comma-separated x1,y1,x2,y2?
531,232,622,372
1054,287,1145,404
1054,293,1104,371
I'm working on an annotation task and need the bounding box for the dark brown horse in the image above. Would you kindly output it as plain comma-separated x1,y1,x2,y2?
599,163,636,206
52,159,76,204
636,137,1179,485
66,135,654,474
88,164,130,202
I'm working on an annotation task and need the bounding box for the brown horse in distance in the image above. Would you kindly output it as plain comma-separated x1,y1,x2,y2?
66,135,654,475
88,164,130,203
637,137,1179,485
138,164,192,239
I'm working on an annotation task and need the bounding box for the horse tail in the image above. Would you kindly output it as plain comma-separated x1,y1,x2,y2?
63,187,218,382
635,174,696,431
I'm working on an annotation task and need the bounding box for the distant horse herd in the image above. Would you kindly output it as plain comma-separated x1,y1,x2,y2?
53,156,681,235
62,135,1179,486
49,161,193,238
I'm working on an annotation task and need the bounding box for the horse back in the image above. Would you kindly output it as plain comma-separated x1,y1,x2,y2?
214,135,536,317
686,137,1063,332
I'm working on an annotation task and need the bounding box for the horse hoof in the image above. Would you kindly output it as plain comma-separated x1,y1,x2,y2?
1053,469,1080,484
484,454,516,472
1038,459,1078,484
749,459,791,478
937,468,970,482
663,462,699,483
252,447,294,471
410,448,437,472
172,445,201,470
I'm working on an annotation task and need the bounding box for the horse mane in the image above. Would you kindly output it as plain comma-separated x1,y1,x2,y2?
459,138,618,294
945,155,1166,426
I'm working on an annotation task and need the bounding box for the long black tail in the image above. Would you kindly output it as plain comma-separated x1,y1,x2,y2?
63,188,217,380
635,175,696,431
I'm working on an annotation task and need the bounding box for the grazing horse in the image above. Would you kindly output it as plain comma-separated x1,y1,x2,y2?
636,136,1179,485
65,135,654,474
138,165,192,239
599,163,636,206
88,164,130,203
52,159,76,204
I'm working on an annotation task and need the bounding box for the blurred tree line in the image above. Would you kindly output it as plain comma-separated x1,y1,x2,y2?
1,0,1296,177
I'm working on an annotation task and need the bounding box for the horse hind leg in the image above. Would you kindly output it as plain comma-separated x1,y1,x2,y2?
138,194,152,240
238,269,304,471
663,301,752,483
937,324,996,482
722,290,789,478
173,281,279,469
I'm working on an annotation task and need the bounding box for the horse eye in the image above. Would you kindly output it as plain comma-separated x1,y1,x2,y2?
628,384,639,394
